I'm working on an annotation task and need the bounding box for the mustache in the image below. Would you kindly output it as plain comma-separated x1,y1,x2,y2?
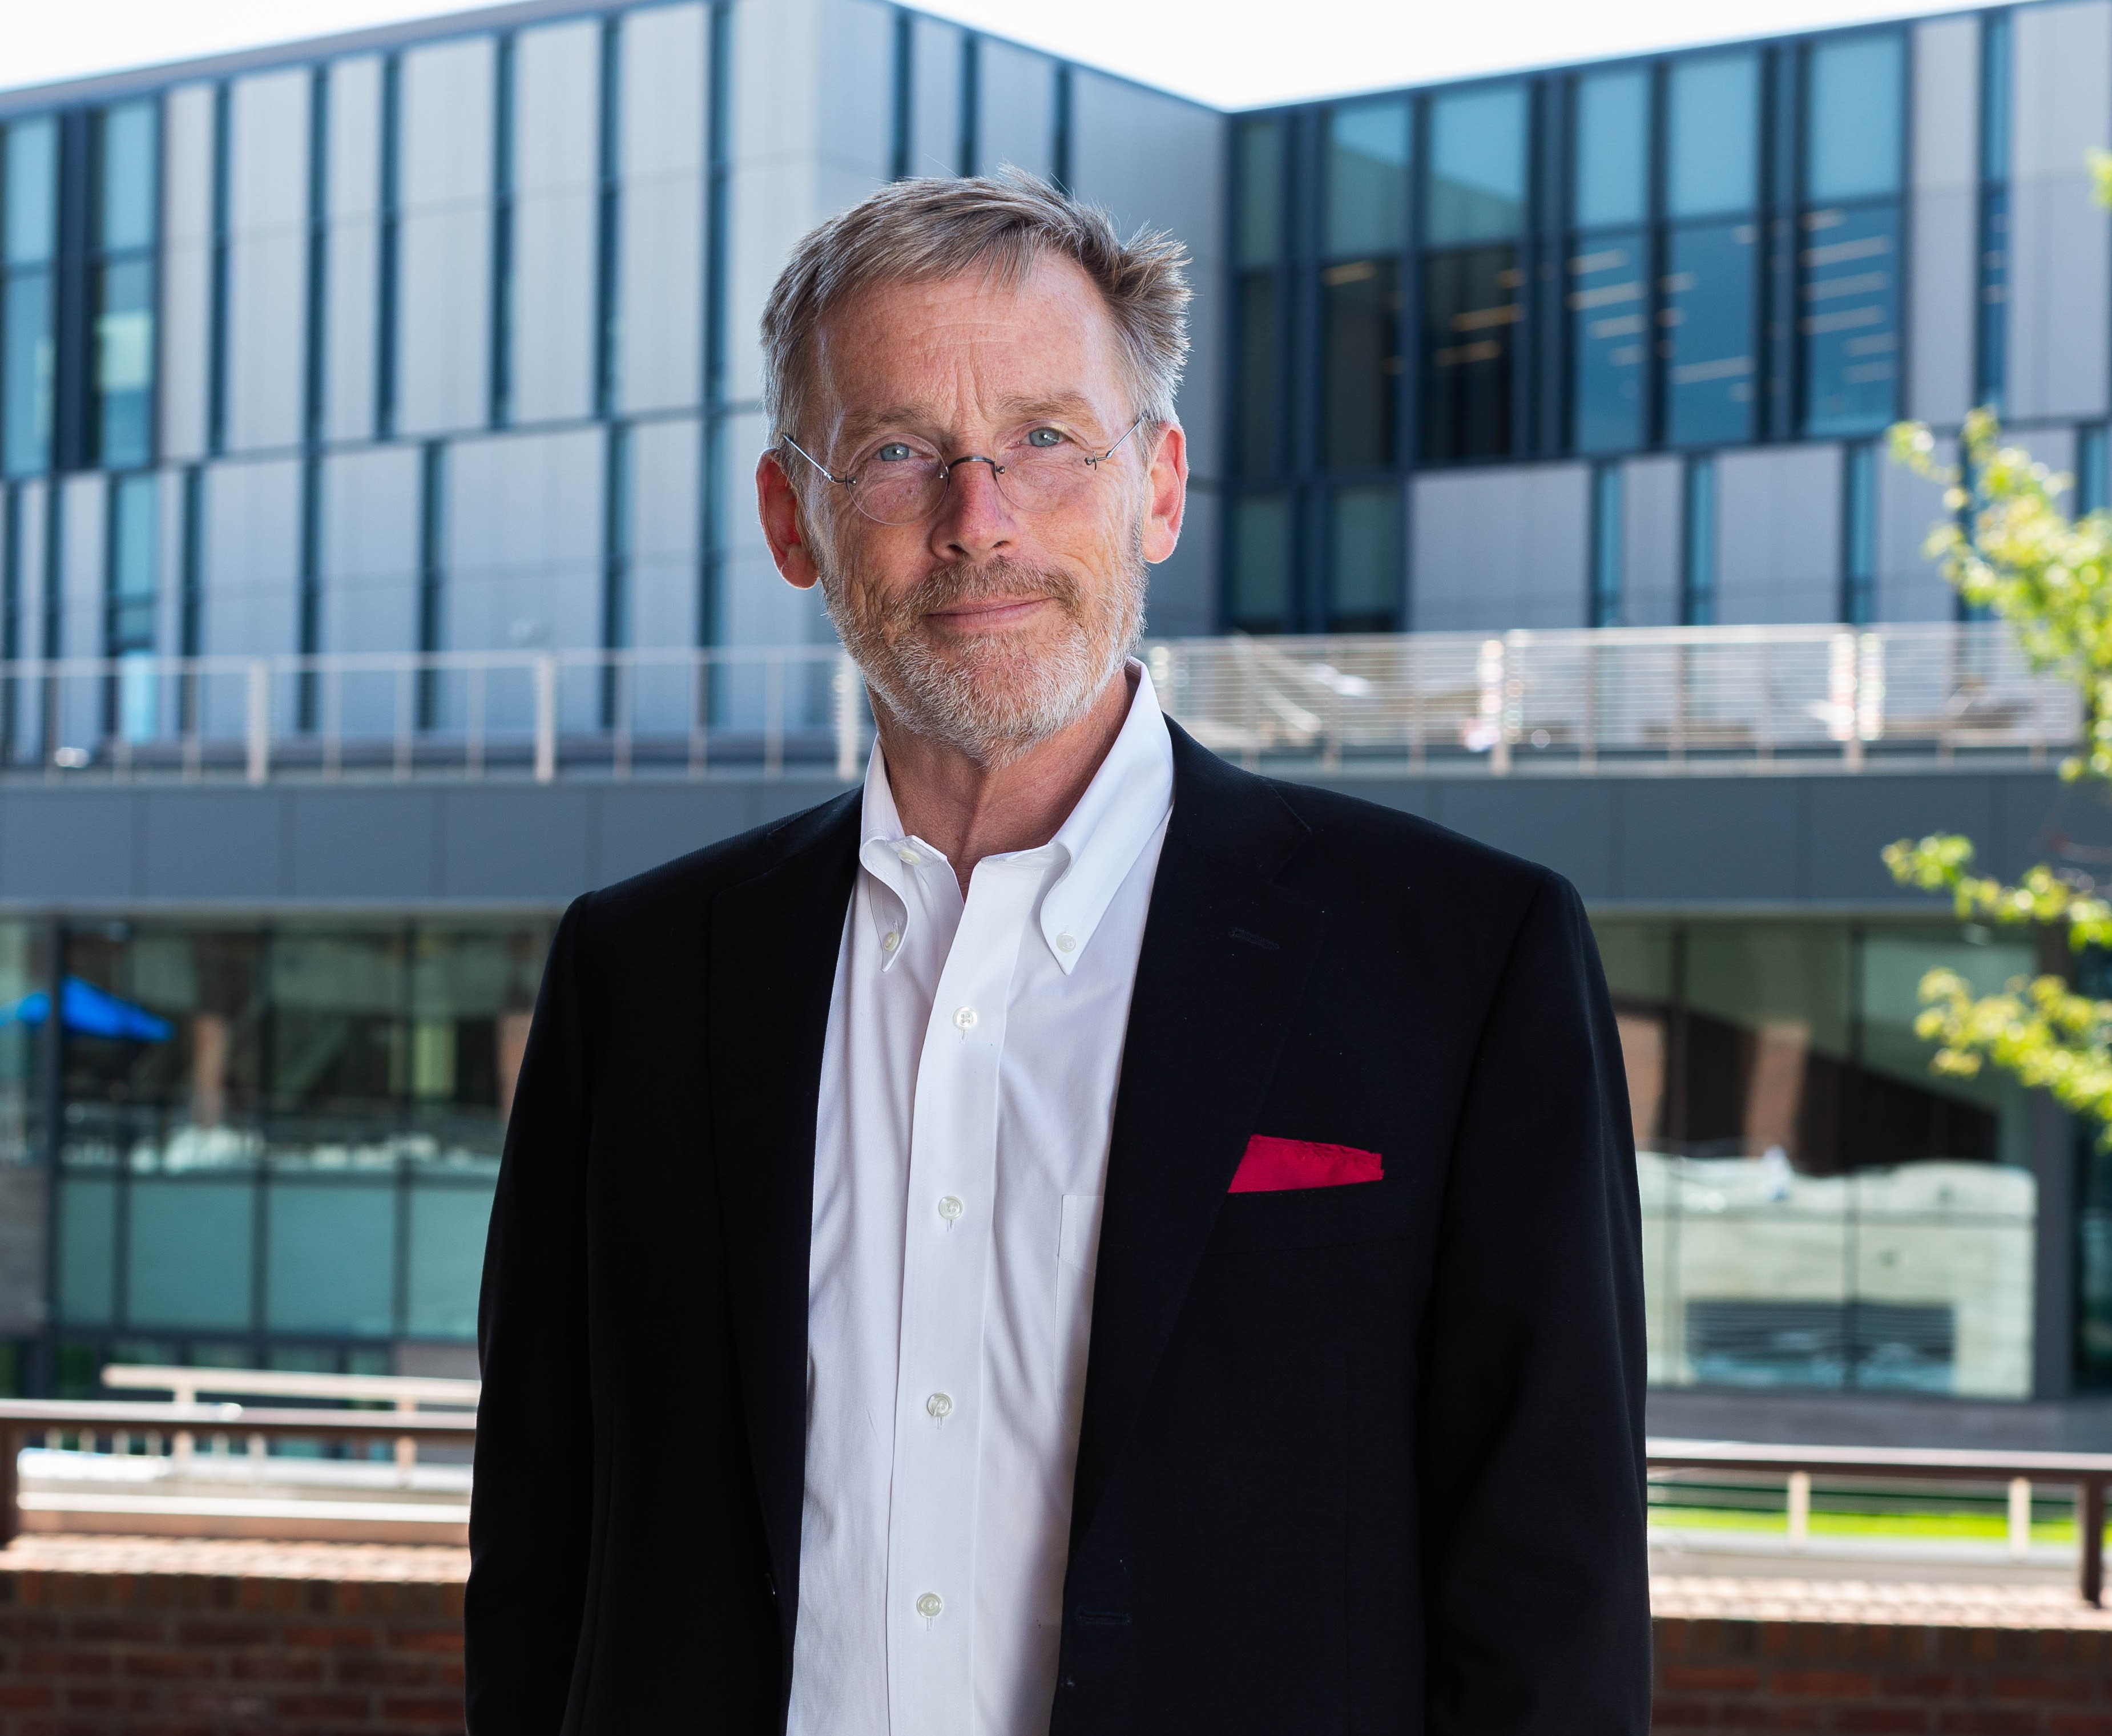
874,559,1084,632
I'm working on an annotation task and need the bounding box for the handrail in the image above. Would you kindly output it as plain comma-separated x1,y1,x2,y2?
0,1398,477,1548
100,1364,478,1408
1647,1436,2112,1605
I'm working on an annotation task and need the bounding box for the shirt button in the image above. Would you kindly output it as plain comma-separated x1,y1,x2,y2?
952,1006,977,1031
881,930,901,952
916,1592,944,1622
925,1392,953,1420
897,846,921,866
937,1195,964,1224
1055,931,1078,953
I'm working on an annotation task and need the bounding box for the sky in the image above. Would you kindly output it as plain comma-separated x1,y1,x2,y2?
7,0,1964,107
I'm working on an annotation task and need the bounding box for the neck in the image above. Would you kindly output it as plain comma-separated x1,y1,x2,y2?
876,665,1137,894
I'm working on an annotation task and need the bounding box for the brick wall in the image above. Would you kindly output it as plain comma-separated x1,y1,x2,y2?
0,1539,466,1736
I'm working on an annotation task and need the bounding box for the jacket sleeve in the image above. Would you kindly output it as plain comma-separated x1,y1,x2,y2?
466,893,598,1734
1416,871,1651,1734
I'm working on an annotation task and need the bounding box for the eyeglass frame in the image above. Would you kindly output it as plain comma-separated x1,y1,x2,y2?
776,414,1148,527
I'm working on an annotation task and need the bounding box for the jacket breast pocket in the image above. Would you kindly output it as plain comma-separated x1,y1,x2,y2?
1206,1177,1413,1255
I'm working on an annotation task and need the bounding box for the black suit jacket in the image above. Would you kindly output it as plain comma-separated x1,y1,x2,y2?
465,723,1650,1735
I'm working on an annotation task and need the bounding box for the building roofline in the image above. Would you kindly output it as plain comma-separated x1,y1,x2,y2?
0,0,1213,121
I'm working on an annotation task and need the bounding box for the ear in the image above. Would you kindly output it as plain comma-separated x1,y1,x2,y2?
1140,419,1188,566
757,447,822,591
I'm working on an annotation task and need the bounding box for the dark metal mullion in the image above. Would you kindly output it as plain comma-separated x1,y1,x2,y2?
1533,76,1569,458
1767,43,1800,442
1051,64,1074,193
416,440,444,730
1291,110,1327,632
297,455,321,727
698,0,731,653
888,10,913,183
52,111,93,475
957,34,979,177
600,421,628,727
207,87,231,458
37,919,66,1388
304,66,329,447
489,33,516,431
1646,63,1668,451
375,55,401,442
594,18,622,420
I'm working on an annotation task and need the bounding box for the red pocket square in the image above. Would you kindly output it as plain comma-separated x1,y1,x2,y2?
1229,1135,1384,1194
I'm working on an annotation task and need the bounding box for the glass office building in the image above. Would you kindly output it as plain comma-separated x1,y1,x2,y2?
1,0,2110,1436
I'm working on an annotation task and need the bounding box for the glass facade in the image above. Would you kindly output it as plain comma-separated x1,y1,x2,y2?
1601,917,2040,1399
94,101,158,470
1,119,57,478
38,917,549,1374
1420,86,1525,464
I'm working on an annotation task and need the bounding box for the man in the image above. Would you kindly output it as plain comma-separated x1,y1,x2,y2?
467,173,1649,1735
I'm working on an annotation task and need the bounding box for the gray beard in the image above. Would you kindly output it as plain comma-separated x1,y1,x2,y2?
817,532,1147,769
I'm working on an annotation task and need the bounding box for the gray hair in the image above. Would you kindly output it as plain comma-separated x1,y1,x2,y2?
760,169,1191,451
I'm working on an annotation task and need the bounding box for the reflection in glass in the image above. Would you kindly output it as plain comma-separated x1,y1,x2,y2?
128,1180,254,1329
408,1184,498,1337
1229,494,1292,632
1590,464,1622,627
1805,34,1903,204
97,102,158,252
1666,53,1759,219
1329,484,1399,631
1421,245,1519,462
267,1182,396,1335
1325,100,1409,257
1843,441,1876,625
108,474,156,655
1573,68,1649,229
1321,258,1401,469
1801,204,1899,436
1569,232,1647,453
2,267,51,477
1235,117,1283,269
1977,189,2008,409
4,120,57,265
270,931,407,1127
1682,455,1716,627
96,259,155,470
1425,84,1527,245
1235,270,1277,478
1662,222,1757,447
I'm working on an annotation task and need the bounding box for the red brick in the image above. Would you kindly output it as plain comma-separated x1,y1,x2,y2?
1837,1710,1935,1734
1774,1667,1879,1698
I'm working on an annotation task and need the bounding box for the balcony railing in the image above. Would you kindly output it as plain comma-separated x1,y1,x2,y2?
0,621,2076,786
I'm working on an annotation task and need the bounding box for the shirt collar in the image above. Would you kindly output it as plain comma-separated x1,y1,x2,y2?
853,660,1174,976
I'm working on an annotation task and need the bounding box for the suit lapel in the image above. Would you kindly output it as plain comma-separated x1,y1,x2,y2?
707,793,861,1669
1070,725,1325,1547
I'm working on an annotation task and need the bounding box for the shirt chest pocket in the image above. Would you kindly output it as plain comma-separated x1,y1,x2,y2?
1056,1194,1103,1394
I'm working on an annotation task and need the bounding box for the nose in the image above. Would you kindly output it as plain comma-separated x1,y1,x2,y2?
927,457,1018,563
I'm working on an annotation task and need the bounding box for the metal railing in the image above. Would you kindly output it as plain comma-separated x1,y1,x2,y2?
1649,1438,2112,1604
0,621,2079,786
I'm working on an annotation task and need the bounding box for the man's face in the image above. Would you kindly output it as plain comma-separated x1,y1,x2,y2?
760,255,1186,766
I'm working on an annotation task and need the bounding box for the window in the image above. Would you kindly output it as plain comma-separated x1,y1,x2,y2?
1568,70,1650,454
1842,441,1876,625
1228,493,1292,632
1323,259,1401,469
1,118,57,478
1325,100,1409,256
1976,14,2012,410
106,474,158,741
1800,35,1903,436
1329,483,1398,631
1682,454,1716,625
1233,118,1283,482
94,100,159,469
1235,116,1283,269
1590,463,1622,626
1420,87,1525,464
2080,425,2109,517
1663,54,1761,449
1666,54,1759,220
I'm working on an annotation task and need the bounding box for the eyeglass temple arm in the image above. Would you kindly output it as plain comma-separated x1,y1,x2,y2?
779,434,849,486
1093,415,1148,465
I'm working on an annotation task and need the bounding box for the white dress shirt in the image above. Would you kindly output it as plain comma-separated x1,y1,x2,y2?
786,664,1175,1736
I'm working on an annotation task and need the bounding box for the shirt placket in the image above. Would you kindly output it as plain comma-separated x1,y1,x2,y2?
885,853,1047,1734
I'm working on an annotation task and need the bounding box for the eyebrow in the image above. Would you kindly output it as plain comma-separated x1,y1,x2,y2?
832,392,1111,456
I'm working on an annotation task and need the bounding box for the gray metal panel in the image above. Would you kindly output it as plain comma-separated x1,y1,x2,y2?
1148,476,1218,637
159,83,215,464
1614,778,1805,903
1428,778,1619,899
442,787,596,897
201,458,302,668
815,0,893,187
1875,433,1954,622
1409,464,1591,631
396,37,496,437
1909,18,1978,426
630,415,700,655
1067,71,1227,486
225,70,311,455
0,790,137,902
288,787,444,899
444,426,604,661
976,38,1056,181
510,20,598,425
1621,455,1683,627
320,444,422,658
1802,774,2000,904
1913,16,1980,196
140,790,287,899
616,2,706,415
1715,445,1841,624
2008,0,2112,420
909,15,963,177
324,56,384,444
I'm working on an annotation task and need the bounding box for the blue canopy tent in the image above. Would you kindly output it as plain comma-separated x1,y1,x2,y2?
1,978,174,1041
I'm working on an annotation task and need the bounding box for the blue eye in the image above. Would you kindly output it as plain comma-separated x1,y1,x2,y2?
876,443,914,463
1025,427,1065,448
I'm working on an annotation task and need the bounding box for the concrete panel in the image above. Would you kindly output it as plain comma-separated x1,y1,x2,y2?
618,2,706,416
909,15,964,177
0,790,136,902
159,84,215,464
1615,778,1804,903
1875,434,1954,622
324,57,382,443
1428,778,1618,899
1409,463,1591,631
139,790,285,899
1068,71,1226,485
1617,456,1682,627
225,70,310,455
1715,445,1841,625
287,786,442,901
2008,1,2112,420
976,39,1057,181
441,786,594,898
